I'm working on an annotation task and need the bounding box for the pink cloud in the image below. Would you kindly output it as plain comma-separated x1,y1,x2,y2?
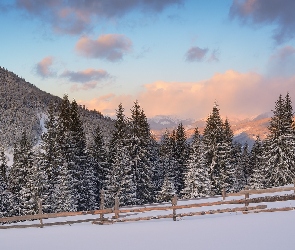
36,56,55,78
75,34,132,61
78,70,295,120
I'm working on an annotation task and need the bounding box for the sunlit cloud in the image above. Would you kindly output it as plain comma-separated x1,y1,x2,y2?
35,56,56,78
75,34,132,62
79,70,295,120
230,0,295,44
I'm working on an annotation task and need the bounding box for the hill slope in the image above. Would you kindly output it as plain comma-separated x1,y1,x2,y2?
0,66,114,149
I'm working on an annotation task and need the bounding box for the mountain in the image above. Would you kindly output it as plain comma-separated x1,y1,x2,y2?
149,113,272,148
0,66,114,149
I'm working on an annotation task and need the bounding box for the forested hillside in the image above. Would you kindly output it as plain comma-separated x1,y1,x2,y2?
0,66,114,149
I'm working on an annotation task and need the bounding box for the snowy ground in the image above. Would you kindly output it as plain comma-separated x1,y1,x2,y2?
1,190,295,250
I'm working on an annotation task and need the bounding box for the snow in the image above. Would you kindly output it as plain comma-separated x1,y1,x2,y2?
1,211,295,250
234,127,251,136
1,190,295,250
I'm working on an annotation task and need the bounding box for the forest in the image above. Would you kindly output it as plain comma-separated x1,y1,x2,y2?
1,92,295,218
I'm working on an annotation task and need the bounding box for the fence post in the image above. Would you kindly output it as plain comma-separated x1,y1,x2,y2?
222,188,226,200
244,186,249,207
172,195,177,221
38,198,43,228
100,190,105,221
114,197,119,219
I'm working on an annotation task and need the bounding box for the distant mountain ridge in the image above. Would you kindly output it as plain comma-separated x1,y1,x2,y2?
0,66,114,149
148,113,273,148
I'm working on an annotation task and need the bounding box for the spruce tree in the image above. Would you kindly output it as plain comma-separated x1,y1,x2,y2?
70,99,96,211
129,101,154,204
241,142,251,185
38,103,58,212
249,136,266,189
156,130,175,198
105,103,136,207
173,123,189,196
53,95,78,212
0,149,14,218
182,128,210,198
9,131,39,215
157,174,176,203
88,124,109,207
203,104,234,195
0,173,14,218
262,94,295,187
0,149,7,185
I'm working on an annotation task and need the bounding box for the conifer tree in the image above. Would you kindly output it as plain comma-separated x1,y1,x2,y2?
150,135,161,195
0,149,7,185
70,99,96,211
249,136,266,189
157,174,176,202
88,124,109,207
38,103,58,212
156,130,175,197
129,101,154,204
53,95,78,212
203,104,234,195
0,149,14,218
0,174,13,218
173,123,189,195
105,103,136,207
262,94,295,187
53,162,76,212
182,128,210,198
9,131,39,215
240,142,251,185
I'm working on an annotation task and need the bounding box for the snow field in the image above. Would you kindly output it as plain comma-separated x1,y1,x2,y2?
1,210,295,250
1,188,295,250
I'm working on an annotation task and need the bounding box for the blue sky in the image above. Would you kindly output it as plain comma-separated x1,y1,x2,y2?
1,0,295,119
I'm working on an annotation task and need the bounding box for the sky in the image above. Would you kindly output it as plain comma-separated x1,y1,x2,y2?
1,0,295,120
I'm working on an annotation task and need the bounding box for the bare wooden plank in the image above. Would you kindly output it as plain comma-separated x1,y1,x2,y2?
0,223,42,230
0,208,114,223
242,207,294,214
117,194,295,214
239,187,295,195
0,218,97,230
114,205,267,223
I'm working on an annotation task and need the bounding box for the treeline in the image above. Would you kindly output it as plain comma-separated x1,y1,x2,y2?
1,93,295,218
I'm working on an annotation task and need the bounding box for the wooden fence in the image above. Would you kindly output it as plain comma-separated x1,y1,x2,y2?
1,184,295,229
